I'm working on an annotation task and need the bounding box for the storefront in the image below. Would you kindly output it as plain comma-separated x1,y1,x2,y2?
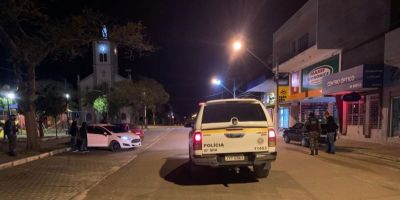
383,66,400,142
245,78,290,131
285,54,340,126
391,96,400,137
322,64,383,140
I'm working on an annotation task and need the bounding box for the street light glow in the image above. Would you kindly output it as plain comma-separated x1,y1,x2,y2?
233,41,242,51
65,93,70,99
6,92,15,100
211,78,221,86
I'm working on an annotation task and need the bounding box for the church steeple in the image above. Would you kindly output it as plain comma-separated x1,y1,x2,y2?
92,25,119,87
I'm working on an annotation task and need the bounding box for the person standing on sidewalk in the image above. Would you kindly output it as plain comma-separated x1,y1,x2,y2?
325,111,339,154
4,115,18,156
79,122,88,152
305,112,320,156
69,120,79,152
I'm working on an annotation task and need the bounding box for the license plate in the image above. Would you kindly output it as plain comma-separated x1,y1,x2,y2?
225,155,245,161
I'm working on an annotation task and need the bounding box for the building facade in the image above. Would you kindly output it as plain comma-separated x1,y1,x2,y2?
78,39,132,123
272,0,399,143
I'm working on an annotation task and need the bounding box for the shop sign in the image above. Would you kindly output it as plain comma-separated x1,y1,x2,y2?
302,54,340,91
278,86,289,103
263,92,275,106
290,71,300,94
322,65,383,95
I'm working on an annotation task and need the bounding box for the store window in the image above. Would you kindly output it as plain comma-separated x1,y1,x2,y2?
391,96,400,136
347,100,365,125
279,107,289,129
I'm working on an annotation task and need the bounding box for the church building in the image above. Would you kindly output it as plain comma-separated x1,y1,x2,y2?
77,27,132,123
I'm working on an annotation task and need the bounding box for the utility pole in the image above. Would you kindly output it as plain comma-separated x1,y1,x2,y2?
274,56,280,135
233,79,236,99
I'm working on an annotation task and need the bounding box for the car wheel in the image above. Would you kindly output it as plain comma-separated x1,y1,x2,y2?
253,163,270,178
110,141,121,152
284,135,290,143
301,138,309,147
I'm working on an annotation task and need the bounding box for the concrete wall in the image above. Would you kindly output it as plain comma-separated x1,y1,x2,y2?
341,37,385,71
317,0,390,50
385,28,400,67
273,0,317,64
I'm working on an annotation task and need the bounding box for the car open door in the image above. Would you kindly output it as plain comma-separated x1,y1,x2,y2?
87,126,109,147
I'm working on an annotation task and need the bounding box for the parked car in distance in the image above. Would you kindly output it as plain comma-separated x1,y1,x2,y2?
87,124,141,151
115,123,145,141
283,122,327,147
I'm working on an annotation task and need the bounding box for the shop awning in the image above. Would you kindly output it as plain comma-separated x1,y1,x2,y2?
245,79,276,93
286,89,323,101
322,64,383,95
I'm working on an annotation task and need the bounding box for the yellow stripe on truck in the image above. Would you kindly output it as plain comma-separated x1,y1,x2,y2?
202,128,268,134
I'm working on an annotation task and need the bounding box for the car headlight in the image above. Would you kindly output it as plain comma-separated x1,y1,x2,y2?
118,136,130,140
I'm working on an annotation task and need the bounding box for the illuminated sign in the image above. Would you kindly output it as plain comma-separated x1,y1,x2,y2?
322,65,383,95
302,54,340,91
278,86,289,103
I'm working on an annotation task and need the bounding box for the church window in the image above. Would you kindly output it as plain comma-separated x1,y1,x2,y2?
99,53,108,62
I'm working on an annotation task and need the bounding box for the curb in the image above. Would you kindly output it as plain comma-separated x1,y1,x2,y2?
0,147,71,171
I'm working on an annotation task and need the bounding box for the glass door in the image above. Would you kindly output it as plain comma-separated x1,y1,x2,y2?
279,107,289,129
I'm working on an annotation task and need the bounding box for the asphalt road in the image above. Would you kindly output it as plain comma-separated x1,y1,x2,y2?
1,127,400,200
79,127,400,200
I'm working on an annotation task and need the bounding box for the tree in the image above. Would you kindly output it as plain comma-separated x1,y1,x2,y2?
107,81,137,122
133,78,169,126
93,96,108,122
35,80,73,137
0,0,153,151
97,79,169,125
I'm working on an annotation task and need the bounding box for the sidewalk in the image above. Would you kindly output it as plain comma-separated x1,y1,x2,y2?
0,136,70,166
335,137,400,162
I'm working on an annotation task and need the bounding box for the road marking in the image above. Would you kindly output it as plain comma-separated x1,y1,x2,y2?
71,129,170,200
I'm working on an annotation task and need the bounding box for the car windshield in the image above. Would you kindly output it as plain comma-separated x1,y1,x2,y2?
103,126,127,133
202,102,267,123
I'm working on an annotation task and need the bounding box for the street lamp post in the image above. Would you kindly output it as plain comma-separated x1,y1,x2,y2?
65,93,70,136
211,78,236,98
232,40,280,133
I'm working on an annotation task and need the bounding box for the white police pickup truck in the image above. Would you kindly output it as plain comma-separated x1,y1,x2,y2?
187,99,277,178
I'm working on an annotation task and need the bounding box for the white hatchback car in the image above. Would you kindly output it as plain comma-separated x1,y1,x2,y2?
87,124,141,151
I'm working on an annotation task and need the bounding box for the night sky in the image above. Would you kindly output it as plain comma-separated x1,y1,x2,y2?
1,0,306,118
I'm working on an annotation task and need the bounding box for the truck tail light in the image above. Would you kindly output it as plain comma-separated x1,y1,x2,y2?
268,129,276,147
193,131,202,150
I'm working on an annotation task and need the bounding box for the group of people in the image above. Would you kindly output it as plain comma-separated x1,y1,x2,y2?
305,111,339,156
69,120,88,152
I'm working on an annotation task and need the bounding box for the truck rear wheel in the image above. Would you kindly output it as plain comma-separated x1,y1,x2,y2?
254,163,271,178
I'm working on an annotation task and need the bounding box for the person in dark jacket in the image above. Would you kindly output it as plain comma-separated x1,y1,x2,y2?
69,120,79,151
79,122,88,152
4,115,18,156
305,112,320,156
325,111,339,154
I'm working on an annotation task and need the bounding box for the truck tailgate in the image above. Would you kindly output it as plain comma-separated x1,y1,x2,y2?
201,128,270,154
